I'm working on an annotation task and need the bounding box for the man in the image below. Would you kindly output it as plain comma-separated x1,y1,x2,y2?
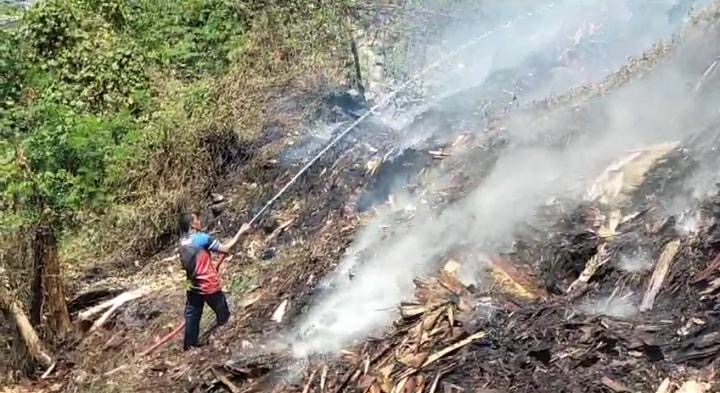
178,212,251,350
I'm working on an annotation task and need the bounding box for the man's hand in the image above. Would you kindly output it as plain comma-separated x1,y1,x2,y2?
217,223,253,253
238,222,252,236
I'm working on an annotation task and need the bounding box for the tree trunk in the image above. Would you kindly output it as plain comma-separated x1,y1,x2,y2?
29,248,43,326
0,284,54,368
31,223,72,338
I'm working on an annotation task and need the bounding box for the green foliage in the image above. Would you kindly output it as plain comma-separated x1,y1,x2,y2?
21,0,147,113
1,100,135,225
22,0,81,60
1,0,249,233
123,0,249,76
239,0,352,66
13,0,249,115
0,30,23,121
1,0,356,268
84,0,129,29
0,1,25,18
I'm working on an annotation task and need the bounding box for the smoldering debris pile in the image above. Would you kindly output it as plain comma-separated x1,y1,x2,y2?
136,3,720,393
194,124,720,393
195,31,720,393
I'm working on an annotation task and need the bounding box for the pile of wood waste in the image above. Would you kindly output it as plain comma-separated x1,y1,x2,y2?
194,132,720,393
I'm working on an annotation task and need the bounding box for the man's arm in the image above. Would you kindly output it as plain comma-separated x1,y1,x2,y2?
214,223,252,254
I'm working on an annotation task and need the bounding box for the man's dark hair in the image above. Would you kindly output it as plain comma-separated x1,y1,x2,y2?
178,212,197,235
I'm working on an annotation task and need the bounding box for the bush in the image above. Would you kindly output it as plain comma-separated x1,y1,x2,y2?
124,0,250,76
1,0,358,270
22,0,81,60
2,100,136,223
0,31,24,114
21,0,147,113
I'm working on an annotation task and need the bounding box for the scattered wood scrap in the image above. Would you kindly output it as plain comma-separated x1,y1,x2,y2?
640,240,682,312
488,257,548,300
68,286,128,314
272,300,289,323
298,264,486,393
586,142,679,206
79,288,148,333
567,243,610,293
676,380,711,393
693,253,720,284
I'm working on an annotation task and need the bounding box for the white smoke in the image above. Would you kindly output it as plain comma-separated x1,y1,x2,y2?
578,292,639,319
290,0,720,356
617,249,653,273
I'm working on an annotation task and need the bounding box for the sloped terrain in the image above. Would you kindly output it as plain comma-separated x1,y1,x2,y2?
181,5,720,393
9,2,720,393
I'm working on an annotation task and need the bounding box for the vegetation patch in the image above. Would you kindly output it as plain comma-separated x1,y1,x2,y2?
0,0,357,381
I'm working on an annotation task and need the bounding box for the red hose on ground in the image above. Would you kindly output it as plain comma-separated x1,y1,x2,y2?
140,254,227,357
139,321,185,356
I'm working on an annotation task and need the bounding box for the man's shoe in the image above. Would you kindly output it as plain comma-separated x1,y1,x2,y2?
183,342,206,353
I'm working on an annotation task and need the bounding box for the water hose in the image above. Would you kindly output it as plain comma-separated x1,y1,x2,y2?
140,3,559,356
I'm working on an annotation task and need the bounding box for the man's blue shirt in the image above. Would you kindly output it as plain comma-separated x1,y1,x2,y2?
181,232,221,252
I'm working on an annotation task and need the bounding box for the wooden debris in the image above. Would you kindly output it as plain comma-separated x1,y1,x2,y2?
320,365,328,392
68,286,127,313
429,150,450,159
265,219,295,244
272,299,289,323
567,243,610,293
158,255,178,264
40,362,56,379
428,371,444,393
693,56,720,93
641,240,682,312
398,353,429,369
252,264,489,393
673,328,720,363
451,134,471,149
240,289,263,309
693,253,720,283
104,365,129,377
400,302,427,318
195,162,720,392
88,289,148,333
601,376,631,392
367,156,384,176
418,331,485,369
212,367,241,393
488,257,548,300
0,272,54,368
655,378,672,393
302,368,318,393
699,277,720,295
586,142,679,206
79,288,147,322
443,260,461,275
676,380,711,393
598,209,622,238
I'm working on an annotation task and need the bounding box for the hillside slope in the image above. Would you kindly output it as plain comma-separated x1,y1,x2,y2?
6,1,720,393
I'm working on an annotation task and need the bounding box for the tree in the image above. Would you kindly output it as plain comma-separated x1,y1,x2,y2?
0,0,250,348
1,0,137,341
2,101,124,339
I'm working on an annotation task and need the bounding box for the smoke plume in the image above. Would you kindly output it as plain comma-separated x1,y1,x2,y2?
290,0,720,356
